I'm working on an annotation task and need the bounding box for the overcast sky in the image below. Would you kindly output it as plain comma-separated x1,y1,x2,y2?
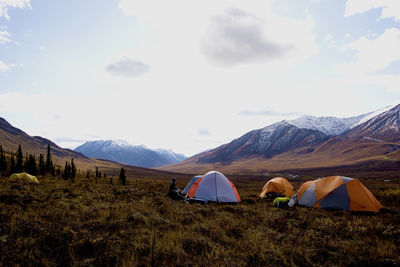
0,0,399,156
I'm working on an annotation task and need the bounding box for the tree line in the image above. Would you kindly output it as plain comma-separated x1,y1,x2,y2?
0,144,55,177
0,143,127,185
0,144,76,180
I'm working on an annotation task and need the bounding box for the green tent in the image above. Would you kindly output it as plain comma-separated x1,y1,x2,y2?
9,172,39,184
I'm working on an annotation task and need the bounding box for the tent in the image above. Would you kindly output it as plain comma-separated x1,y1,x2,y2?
182,175,203,195
293,176,382,212
259,177,295,198
9,172,39,184
186,171,241,203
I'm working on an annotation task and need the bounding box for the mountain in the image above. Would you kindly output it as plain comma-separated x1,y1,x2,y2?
345,104,400,142
154,148,187,162
74,140,187,168
0,117,85,159
287,113,370,135
183,113,371,164
161,106,400,176
197,121,330,164
0,117,189,179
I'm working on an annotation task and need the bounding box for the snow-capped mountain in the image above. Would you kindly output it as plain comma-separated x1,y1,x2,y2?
197,121,330,163
285,113,370,136
163,105,400,174
154,148,187,162
74,140,187,168
346,104,400,142
190,108,391,164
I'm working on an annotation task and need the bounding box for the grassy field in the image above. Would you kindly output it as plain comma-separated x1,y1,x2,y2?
0,174,399,266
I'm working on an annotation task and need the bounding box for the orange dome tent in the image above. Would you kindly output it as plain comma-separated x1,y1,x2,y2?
294,176,382,212
259,177,295,198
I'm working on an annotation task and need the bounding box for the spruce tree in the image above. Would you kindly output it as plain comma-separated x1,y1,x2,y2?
71,159,76,179
63,161,69,180
26,155,37,175
10,154,16,174
45,144,53,174
119,168,126,186
16,145,23,173
38,154,45,175
0,146,7,176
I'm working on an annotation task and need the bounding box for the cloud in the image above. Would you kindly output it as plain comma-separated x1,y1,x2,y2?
0,30,11,44
201,8,296,67
105,57,150,78
0,0,31,20
53,137,86,143
345,0,400,22
0,60,9,71
198,128,211,136
335,28,400,74
239,109,302,116
117,1,317,70
0,61,22,72
324,34,336,48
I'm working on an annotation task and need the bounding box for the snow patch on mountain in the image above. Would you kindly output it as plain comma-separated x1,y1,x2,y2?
352,105,394,128
75,140,186,168
155,148,187,162
286,114,369,135
260,114,366,137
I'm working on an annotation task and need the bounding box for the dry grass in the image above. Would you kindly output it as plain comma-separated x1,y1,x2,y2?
0,175,399,266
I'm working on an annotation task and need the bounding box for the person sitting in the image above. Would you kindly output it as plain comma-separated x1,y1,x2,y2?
169,178,177,192
168,178,184,200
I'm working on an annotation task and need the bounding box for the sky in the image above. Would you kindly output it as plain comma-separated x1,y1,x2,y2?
0,0,399,157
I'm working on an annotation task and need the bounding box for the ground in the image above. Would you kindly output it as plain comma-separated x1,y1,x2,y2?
0,175,399,266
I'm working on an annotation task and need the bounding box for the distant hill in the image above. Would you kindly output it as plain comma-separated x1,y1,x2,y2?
0,117,187,178
161,105,400,175
74,140,187,168
0,117,86,159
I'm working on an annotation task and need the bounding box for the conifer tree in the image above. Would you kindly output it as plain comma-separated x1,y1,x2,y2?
16,145,23,172
38,154,45,175
26,155,37,175
0,146,7,176
63,161,70,180
45,144,54,174
71,159,76,179
10,154,16,174
119,168,126,186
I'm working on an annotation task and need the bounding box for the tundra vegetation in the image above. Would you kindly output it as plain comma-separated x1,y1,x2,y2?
0,172,399,266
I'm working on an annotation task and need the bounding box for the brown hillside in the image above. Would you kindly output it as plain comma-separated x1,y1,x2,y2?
161,137,400,177
160,104,400,176
0,117,185,179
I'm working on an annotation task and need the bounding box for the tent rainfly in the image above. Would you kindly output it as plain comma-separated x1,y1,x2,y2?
259,177,295,198
186,171,241,203
293,176,382,212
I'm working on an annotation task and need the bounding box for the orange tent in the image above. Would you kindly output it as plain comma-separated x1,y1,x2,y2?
259,177,295,198
295,176,382,212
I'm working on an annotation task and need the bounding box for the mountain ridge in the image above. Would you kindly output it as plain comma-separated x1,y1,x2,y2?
74,140,187,168
160,105,400,175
